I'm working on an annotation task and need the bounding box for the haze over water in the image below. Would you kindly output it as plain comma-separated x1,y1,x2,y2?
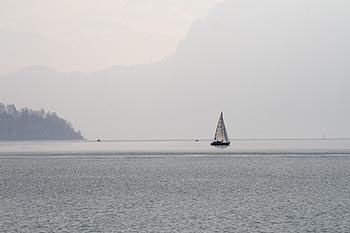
1,140,350,155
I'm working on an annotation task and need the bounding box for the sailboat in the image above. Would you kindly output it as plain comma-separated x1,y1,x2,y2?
211,112,230,146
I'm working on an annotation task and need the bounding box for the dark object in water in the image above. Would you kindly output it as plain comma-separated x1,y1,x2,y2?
210,141,230,146
97,139,101,142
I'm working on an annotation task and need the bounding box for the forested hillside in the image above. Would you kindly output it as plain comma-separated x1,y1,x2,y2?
0,103,84,140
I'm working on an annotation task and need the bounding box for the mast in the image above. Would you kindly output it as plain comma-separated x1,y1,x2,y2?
221,112,224,141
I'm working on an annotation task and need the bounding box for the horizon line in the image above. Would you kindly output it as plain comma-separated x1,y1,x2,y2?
89,137,350,142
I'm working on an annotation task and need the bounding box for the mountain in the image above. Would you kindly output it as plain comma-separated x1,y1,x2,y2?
0,0,349,139
0,103,84,141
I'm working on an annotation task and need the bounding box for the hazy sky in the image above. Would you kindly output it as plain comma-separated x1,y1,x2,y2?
0,0,222,74
1,0,349,140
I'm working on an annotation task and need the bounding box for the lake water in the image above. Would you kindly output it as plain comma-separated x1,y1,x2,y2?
1,140,350,232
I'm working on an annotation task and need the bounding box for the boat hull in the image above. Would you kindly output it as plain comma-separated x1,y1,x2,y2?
211,141,230,146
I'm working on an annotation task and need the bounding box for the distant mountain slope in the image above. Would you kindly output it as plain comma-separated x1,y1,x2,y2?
0,103,84,141
0,0,349,139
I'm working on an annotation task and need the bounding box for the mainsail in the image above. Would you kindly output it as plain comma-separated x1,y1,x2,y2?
213,112,229,143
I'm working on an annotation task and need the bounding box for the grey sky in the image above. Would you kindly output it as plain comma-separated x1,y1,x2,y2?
0,0,222,74
0,0,349,140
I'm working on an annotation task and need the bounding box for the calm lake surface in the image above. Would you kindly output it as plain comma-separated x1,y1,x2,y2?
1,140,350,232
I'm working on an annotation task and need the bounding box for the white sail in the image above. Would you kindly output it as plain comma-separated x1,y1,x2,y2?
213,112,229,143
221,114,229,142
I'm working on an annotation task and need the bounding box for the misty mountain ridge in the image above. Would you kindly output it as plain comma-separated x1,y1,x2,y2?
1,0,349,139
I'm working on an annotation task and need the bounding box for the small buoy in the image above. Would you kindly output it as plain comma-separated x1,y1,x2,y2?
97,139,101,142
195,139,199,142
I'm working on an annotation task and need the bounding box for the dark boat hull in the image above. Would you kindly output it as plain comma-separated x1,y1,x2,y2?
211,141,230,146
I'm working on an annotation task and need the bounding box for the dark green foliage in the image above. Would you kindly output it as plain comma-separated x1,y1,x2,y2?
0,103,84,140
